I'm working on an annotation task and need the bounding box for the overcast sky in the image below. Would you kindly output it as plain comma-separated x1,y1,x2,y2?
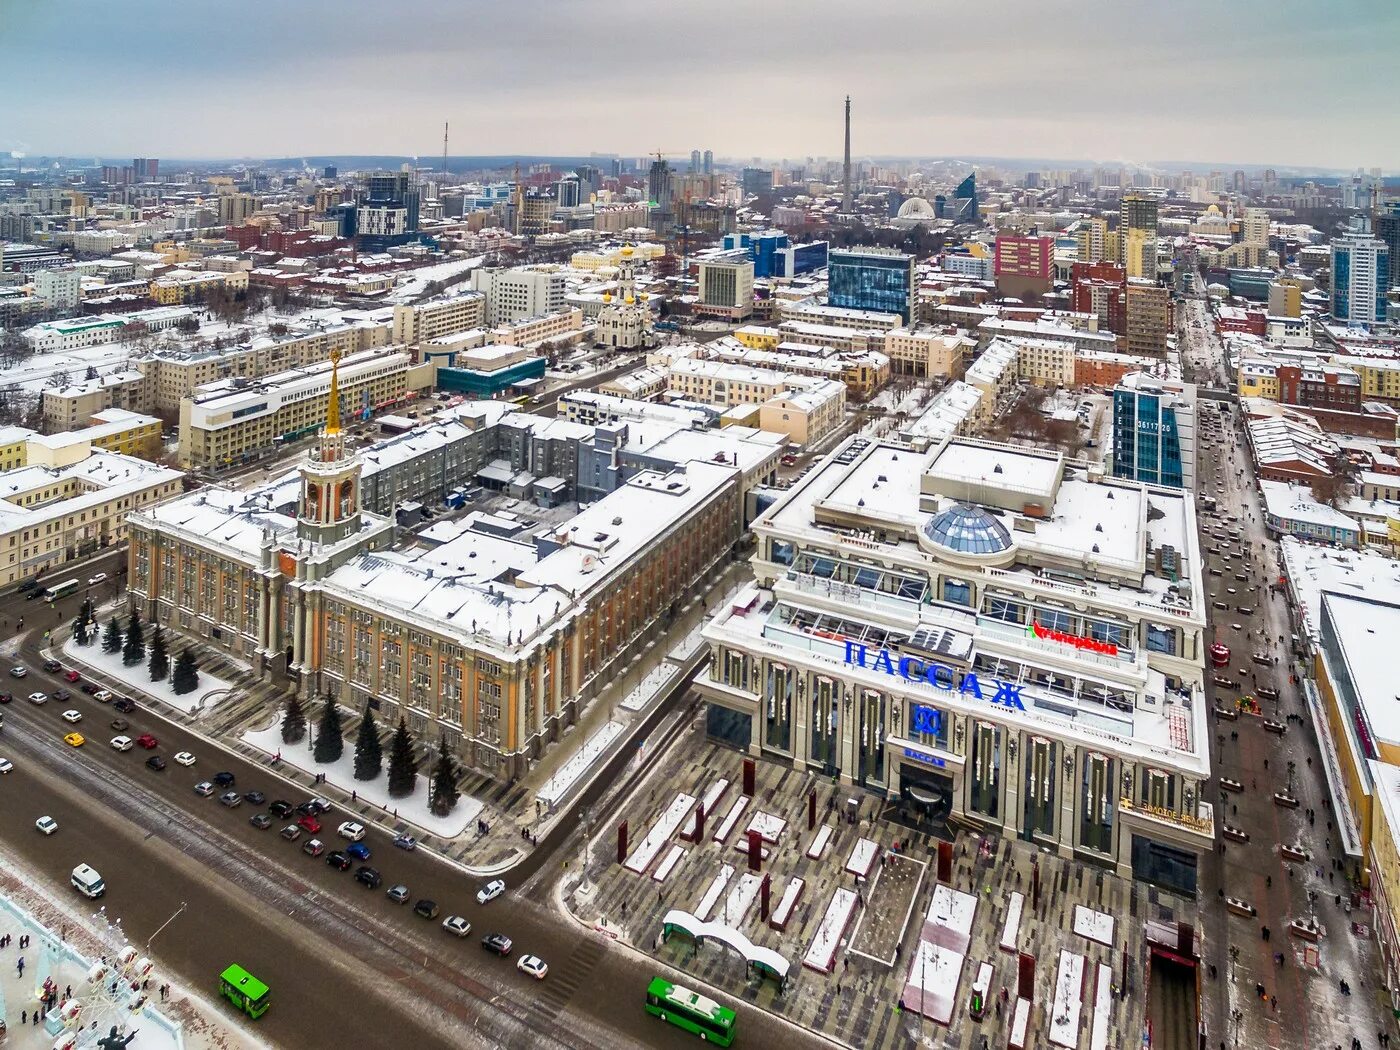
4,0,1398,170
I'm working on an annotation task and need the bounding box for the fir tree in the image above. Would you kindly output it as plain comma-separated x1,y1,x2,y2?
72,616,90,647
78,598,96,640
122,610,145,666
171,648,199,695
313,694,344,764
429,735,460,817
386,717,417,798
352,703,382,781
102,618,122,654
147,623,169,681
281,693,307,745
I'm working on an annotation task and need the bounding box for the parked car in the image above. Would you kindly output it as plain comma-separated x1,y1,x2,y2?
269,800,294,819
173,751,195,767
63,670,81,683
346,842,371,862
337,821,366,842
218,791,242,808
42,660,61,673
296,815,322,834
387,884,411,904
212,771,236,788
393,834,418,851
244,790,266,806
194,781,215,797
113,699,136,714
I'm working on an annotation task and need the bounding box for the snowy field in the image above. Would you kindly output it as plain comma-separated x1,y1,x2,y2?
242,722,481,838
61,638,233,715
385,255,484,303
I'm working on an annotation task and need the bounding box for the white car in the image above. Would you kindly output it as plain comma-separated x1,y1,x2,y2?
0,757,12,774
337,820,366,842
87,573,107,586
92,691,112,704
173,751,196,767
35,815,58,835
110,736,133,752
28,692,47,705
61,709,82,724
9,666,26,678
476,879,506,905
516,954,548,980
441,916,471,938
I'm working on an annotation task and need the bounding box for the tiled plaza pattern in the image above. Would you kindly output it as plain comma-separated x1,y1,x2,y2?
571,734,1195,1049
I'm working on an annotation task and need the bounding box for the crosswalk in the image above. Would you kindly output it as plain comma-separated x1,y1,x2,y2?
524,936,608,1022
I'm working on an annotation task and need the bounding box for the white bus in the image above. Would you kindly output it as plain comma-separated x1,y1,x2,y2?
44,579,81,602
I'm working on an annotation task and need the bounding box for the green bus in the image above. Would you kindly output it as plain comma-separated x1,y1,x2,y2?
43,579,80,602
644,977,736,1045
219,964,270,1019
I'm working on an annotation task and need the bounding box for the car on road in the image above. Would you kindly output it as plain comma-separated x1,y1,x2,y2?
92,690,112,703
113,699,136,714
136,733,157,749
35,815,58,835
330,849,359,871
194,781,215,797
346,842,371,862
269,800,294,818
28,692,47,704
218,791,242,808
0,757,12,774
354,866,381,889
61,709,82,724
337,820,366,842
17,579,37,593
296,815,322,834
481,933,512,956
63,670,81,683
110,735,132,752
145,755,167,771
1231,622,1243,631
516,955,548,980
53,689,71,702
441,916,471,938
387,884,410,904
249,813,273,830
244,790,266,806
9,666,26,678
42,660,61,673
308,797,332,815
293,801,319,817
88,573,107,586
476,879,506,905
63,732,85,748
414,899,440,920
279,825,302,841
0,693,11,704
393,834,417,851
212,771,236,788
173,751,195,766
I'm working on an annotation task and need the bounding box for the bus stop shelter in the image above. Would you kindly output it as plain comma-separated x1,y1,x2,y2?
661,909,791,990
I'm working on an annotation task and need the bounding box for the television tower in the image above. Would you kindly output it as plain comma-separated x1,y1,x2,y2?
442,122,449,175
841,96,853,214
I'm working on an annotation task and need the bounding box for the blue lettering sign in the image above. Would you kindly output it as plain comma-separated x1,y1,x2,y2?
910,704,942,737
903,747,946,768
843,642,1024,713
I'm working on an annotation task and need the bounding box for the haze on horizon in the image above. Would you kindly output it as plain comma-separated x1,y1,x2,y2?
3,0,1398,171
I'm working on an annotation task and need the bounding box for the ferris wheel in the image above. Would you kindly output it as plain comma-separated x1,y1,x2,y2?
44,907,152,1050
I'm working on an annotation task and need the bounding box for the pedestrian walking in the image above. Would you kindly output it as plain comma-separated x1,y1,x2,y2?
17,955,24,977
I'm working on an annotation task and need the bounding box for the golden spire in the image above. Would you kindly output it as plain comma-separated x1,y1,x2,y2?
325,347,342,436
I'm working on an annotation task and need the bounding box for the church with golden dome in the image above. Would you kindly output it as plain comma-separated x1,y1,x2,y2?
594,244,654,350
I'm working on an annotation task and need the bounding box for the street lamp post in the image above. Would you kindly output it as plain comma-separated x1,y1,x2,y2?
147,901,187,948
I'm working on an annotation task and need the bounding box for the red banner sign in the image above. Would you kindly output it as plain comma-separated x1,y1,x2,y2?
1030,621,1119,657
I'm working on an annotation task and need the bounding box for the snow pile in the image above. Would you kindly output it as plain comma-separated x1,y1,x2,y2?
695,865,735,922
803,888,857,973
241,722,481,838
624,792,696,874
536,719,625,806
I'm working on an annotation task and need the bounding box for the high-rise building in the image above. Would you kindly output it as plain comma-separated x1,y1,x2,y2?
1125,279,1172,356
696,252,755,320
741,168,773,197
1240,207,1270,247
827,248,916,322
34,267,82,311
647,157,673,238
1074,218,1111,264
470,266,566,325
357,171,420,251
993,234,1054,297
1123,228,1156,280
1111,372,1196,490
556,173,581,209
1375,202,1400,298
841,95,853,214
1332,229,1390,325
939,173,978,222
690,150,702,174
132,158,159,180
702,150,713,176
1071,262,1127,335
323,165,337,180
1119,194,1158,239
219,192,256,227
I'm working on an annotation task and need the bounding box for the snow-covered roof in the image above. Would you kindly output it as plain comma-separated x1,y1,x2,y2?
1260,480,1361,534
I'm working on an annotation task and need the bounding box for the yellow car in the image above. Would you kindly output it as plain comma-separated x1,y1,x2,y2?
63,732,85,748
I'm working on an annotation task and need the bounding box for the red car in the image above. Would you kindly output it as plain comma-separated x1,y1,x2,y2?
63,670,81,683
296,815,322,834
136,733,159,750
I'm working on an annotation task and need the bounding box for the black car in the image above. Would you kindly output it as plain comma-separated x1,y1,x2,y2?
294,801,319,817
79,683,100,695
42,660,61,673
110,718,129,731
326,850,353,871
0,693,11,705
146,755,166,771
212,771,236,788
269,800,294,819
413,899,439,919
25,588,44,601
481,933,513,956
18,579,37,593
244,790,266,806
113,698,136,714
354,866,382,889
249,813,273,830
53,689,71,702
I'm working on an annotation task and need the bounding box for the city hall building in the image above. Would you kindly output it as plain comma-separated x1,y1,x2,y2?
698,436,1213,893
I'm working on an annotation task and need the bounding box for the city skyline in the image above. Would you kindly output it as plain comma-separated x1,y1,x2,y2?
5,0,1399,169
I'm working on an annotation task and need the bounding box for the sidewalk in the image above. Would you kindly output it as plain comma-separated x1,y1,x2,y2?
564,722,1170,1050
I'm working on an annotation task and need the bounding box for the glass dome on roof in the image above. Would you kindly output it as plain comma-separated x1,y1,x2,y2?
922,503,1013,556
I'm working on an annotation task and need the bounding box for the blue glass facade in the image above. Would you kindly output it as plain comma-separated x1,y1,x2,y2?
1111,388,1184,488
828,250,915,322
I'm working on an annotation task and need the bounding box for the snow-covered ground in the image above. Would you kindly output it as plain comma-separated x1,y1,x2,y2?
803,888,857,973
241,722,480,838
618,663,677,712
1049,949,1085,1048
386,255,485,303
624,792,695,874
61,638,232,715
694,865,734,923
535,719,625,806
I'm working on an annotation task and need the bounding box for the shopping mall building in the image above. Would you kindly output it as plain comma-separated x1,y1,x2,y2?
698,435,1213,893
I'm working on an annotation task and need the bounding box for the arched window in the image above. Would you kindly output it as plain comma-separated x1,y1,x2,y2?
338,478,355,518
304,482,321,521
